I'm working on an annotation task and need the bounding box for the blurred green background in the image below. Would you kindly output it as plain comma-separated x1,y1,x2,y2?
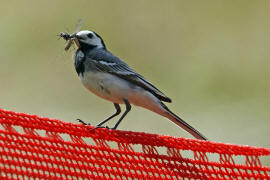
0,0,269,163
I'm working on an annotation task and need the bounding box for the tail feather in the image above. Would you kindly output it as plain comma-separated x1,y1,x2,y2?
160,103,207,140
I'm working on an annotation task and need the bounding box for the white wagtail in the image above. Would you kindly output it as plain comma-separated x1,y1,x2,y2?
60,30,207,140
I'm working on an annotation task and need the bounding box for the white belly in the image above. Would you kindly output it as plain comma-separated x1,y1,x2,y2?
79,71,135,104
79,71,164,114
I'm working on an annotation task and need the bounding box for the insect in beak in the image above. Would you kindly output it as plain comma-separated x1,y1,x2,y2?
59,32,80,51
59,19,83,51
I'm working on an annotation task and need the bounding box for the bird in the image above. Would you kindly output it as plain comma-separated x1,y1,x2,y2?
61,30,207,140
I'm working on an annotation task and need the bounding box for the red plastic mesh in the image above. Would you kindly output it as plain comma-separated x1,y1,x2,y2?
0,108,269,179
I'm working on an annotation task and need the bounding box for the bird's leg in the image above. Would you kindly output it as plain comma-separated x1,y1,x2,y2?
111,99,131,130
90,103,121,130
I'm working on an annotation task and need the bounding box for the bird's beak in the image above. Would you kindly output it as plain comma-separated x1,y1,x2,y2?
69,33,77,39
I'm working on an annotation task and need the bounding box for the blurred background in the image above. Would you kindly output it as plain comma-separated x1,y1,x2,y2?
0,1,269,164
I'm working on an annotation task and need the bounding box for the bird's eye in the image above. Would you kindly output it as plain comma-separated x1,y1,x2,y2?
87,33,93,38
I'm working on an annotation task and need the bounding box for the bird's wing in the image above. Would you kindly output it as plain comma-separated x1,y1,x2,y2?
86,49,172,102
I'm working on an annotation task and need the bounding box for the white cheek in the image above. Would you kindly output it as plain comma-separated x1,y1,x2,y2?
91,39,103,48
85,39,92,44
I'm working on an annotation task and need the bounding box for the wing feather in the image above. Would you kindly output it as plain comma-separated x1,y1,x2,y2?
86,49,172,102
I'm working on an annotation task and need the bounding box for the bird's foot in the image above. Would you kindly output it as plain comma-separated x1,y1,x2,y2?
76,119,91,126
89,125,111,131
109,126,117,130
90,124,119,131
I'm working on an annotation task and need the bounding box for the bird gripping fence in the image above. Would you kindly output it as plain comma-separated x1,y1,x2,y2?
0,108,269,179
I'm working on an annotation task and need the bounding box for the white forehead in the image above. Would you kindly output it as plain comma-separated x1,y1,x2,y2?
76,30,94,36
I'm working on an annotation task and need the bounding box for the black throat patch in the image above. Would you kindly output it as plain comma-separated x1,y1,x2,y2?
74,49,86,76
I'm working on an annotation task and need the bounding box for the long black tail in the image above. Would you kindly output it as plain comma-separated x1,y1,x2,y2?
161,103,207,140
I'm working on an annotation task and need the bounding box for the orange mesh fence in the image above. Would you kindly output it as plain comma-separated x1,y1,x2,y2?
0,108,269,179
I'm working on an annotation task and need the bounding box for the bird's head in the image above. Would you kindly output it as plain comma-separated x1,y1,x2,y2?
71,30,106,49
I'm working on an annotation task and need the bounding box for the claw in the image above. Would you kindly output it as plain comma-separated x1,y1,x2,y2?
76,119,91,126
